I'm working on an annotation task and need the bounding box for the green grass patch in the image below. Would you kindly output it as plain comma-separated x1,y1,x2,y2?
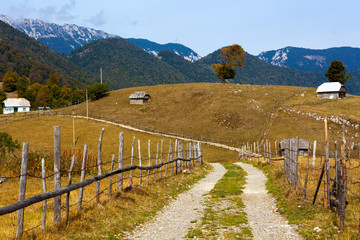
186,162,253,239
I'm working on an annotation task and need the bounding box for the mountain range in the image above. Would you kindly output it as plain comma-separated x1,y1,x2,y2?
257,46,360,72
0,15,200,62
1,14,360,95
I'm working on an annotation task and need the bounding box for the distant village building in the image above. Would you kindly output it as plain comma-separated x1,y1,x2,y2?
279,138,309,157
316,82,347,99
129,92,151,104
2,98,31,114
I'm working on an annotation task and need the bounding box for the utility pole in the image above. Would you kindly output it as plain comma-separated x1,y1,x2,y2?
100,67,103,84
86,89,88,120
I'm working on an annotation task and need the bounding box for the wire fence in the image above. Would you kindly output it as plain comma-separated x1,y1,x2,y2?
239,136,360,236
0,127,204,239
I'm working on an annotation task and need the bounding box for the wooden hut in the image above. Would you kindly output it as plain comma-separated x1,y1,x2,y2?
316,82,347,99
129,91,151,104
279,138,309,156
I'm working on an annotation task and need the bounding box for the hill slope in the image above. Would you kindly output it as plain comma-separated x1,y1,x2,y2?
68,38,189,89
60,83,360,146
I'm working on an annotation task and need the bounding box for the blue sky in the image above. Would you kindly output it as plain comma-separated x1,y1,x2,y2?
2,0,360,56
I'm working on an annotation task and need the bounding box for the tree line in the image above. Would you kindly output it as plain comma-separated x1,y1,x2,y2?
1,71,108,111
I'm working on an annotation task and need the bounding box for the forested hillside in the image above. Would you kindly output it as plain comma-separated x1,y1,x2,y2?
69,38,189,89
0,20,92,87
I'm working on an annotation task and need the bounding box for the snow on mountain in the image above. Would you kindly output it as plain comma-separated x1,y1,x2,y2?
258,46,360,72
0,15,117,54
126,38,201,62
0,15,201,62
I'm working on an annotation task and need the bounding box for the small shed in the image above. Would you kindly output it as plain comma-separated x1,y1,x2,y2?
129,92,150,104
279,138,309,156
2,98,31,114
316,82,347,99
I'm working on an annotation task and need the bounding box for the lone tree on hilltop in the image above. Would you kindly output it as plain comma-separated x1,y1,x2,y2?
212,44,246,83
325,60,351,84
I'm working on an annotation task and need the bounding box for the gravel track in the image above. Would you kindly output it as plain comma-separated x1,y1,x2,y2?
126,163,226,240
236,162,303,240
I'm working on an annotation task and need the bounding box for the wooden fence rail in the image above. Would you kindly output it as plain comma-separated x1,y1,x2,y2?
0,126,203,238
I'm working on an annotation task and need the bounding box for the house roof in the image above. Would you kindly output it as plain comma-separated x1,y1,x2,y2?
129,91,150,99
316,82,346,93
2,98,31,107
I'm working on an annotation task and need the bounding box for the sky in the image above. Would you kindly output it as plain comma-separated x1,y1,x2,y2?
2,0,360,57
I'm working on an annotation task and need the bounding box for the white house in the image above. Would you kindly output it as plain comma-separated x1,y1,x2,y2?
2,98,31,114
316,82,347,99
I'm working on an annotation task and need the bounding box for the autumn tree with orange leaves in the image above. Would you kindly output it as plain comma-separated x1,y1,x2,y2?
212,44,246,83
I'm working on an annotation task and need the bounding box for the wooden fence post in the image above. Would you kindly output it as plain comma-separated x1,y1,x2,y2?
41,158,47,230
313,140,317,167
199,142,202,165
117,132,124,192
165,140,171,177
178,141,182,171
174,139,178,174
303,141,310,199
147,139,151,185
16,142,29,238
170,140,174,176
269,142,272,165
155,142,159,183
159,139,164,179
138,139,142,185
324,119,330,208
130,136,135,179
66,155,75,222
78,144,88,210
109,154,115,197
96,128,105,203
53,126,61,225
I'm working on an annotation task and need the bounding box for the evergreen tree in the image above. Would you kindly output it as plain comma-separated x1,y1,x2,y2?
17,75,30,97
2,71,18,92
325,60,351,84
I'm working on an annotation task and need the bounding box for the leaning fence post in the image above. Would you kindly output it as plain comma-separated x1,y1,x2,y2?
53,126,61,225
138,139,142,185
78,144,88,210
117,132,124,192
16,142,29,238
324,119,330,208
147,139,151,185
66,155,75,222
96,128,105,203
41,158,47,230
109,154,115,197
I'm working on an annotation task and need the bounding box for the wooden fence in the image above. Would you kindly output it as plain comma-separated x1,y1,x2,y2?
239,135,360,237
0,126,203,238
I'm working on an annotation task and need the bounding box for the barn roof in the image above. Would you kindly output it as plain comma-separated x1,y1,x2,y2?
129,91,150,99
2,98,31,107
316,82,346,93
279,138,309,150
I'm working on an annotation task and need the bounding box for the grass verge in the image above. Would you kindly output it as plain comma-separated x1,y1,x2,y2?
186,162,252,239
250,161,359,239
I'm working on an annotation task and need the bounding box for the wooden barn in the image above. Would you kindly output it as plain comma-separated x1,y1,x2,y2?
316,82,347,99
2,98,31,114
279,138,309,157
129,91,151,104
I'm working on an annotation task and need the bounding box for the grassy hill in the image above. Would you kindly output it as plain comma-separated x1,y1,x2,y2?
59,83,360,148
